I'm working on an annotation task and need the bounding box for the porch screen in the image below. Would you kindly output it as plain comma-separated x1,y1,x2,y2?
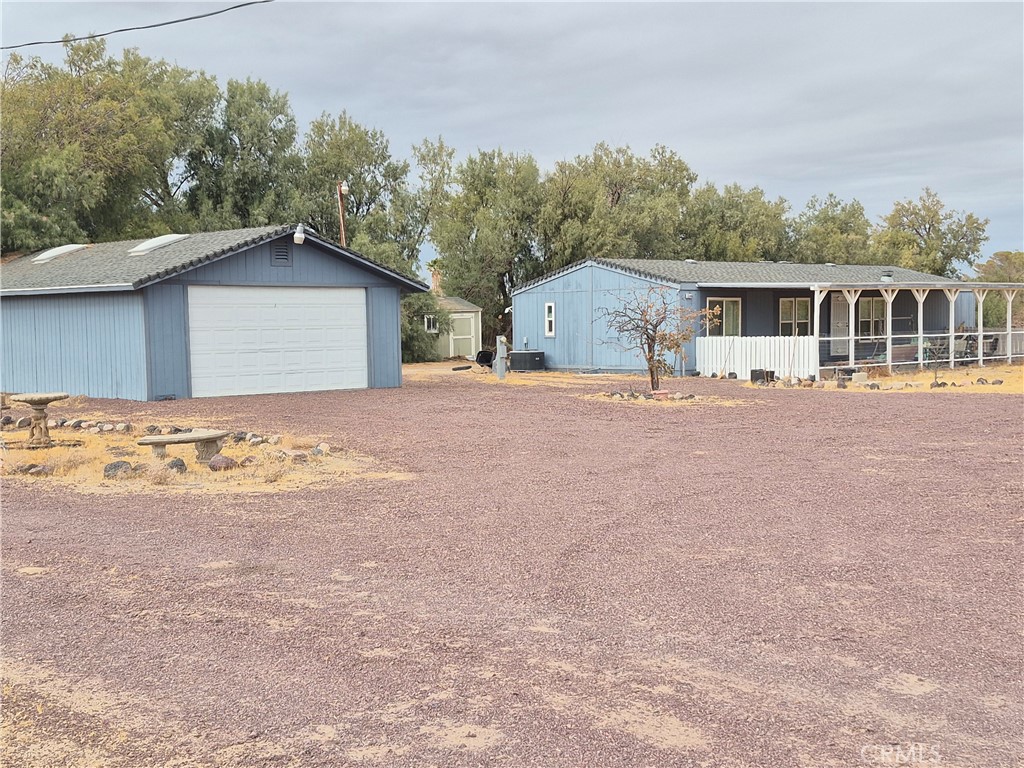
707,298,741,336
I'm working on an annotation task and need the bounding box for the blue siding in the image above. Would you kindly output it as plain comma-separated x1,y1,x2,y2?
143,283,191,400
512,263,697,373
174,240,395,288
1,292,147,399
366,286,402,388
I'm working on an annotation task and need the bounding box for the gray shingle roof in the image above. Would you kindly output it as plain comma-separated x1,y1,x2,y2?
0,226,429,294
513,258,961,294
437,296,482,312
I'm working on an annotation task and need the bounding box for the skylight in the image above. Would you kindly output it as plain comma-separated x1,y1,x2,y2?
31,244,88,264
128,233,189,256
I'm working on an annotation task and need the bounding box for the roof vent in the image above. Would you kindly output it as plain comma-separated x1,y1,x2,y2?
684,258,697,264
825,262,836,267
128,233,189,256
880,269,894,283
31,244,88,264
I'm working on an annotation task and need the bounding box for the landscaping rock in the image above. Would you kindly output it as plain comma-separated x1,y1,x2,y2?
288,451,308,464
88,427,102,434
813,381,825,389
976,377,988,385
144,424,160,434
315,442,331,454
169,426,184,435
81,421,96,429
69,419,85,429
800,380,814,388
115,423,131,433
47,419,58,429
208,454,238,472
27,464,55,476
267,435,283,445
0,414,12,426
837,379,848,389
166,457,187,474
726,372,738,380
684,394,696,400
672,392,685,400
232,431,247,443
239,455,259,467
248,436,264,446
15,417,31,429
101,424,115,432
867,383,880,390
15,463,40,474
103,461,133,479
992,379,1004,385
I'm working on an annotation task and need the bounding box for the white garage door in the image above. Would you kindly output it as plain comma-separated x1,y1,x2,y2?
188,285,368,397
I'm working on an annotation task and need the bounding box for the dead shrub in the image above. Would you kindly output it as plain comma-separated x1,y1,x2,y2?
286,436,318,451
261,465,289,484
48,450,91,476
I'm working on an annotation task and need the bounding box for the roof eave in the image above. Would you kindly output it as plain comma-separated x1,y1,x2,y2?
0,283,134,297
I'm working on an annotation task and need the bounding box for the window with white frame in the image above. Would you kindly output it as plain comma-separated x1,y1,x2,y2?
706,298,741,336
779,297,811,336
424,315,438,333
858,297,885,338
544,302,555,337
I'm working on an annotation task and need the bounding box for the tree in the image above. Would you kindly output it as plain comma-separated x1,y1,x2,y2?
429,149,543,340
974,250,1024,328
601,286,719,391
400,292,452,363
871,188,988,277
789,194,873,264
680,183,790,262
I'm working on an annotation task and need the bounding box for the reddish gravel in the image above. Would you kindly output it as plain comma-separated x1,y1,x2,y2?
2,373,1022,767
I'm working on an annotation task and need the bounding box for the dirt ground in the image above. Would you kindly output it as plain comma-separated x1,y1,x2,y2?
2,366,1021,767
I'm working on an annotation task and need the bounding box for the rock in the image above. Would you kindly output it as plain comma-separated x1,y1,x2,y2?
248,436,263,446
81,421,96,429
311,447,323,456
837,379,848,389
684,393,696,400
726,372,738,380
0,415,12,426
315,442,331,454
288,451,308,464
103,461,133,479
232,431,247,443
672,392,685,400
800,380,814,388
46,419,58,428
144,424,160,434
15,417,31,429
813,381,825,389
169,426,184,434
610,393,623,400
160,426,175,435
239,455,259,467
115,423,131,433
948,382,958,388
69,419,85,429
710,373,718,379
101,424,115,432
16,463,40,474
992,379,1004,385
867,382,880,390
166,457,187,473
131,463,147,474
976,377,988,385
267,435,282,445
88,427,102,434
208,454,238,472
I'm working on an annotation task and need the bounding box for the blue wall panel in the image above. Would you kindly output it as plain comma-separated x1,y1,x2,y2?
143,283,190,400
366,286,402,388
1,292,147,399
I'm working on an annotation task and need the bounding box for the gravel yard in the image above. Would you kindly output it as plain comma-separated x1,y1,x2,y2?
2,368,1021,767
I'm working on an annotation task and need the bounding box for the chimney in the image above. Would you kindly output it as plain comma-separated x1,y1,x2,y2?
431,270,444,295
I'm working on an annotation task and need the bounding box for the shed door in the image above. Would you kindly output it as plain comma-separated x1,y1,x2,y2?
188,285,368,397
450,314,476,357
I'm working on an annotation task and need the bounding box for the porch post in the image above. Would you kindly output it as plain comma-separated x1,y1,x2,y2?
842,288,862,368
943,288,960,369
1004,289,1019,363
880,287,899,373
911,288,930,369
974,288,989,366
813,288,829,376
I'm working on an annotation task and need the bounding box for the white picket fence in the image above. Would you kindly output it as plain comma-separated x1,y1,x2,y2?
696,336,819,380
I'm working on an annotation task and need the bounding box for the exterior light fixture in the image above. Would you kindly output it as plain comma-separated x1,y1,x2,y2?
293,224,305,245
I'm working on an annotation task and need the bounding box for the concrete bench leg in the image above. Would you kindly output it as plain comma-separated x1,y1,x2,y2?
150,445,168,459
195,439,223,464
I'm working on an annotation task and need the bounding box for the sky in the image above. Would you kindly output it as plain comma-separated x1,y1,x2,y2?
3,1,1022,262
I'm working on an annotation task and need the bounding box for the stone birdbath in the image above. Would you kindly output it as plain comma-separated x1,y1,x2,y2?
10,392,69,448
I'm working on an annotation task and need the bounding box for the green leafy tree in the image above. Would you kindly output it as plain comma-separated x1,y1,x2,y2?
870,188,988,277
429,149,543,340
538,143,696,269
790,194,874,264
974,250,1024,328
680,183,790,262
400,292,452,363
186,78,299,229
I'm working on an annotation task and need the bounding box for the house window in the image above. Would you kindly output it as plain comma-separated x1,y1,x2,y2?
780,297,811,336
858,298,886,338
706,298,741,336
544,302,555,337
424,315,438,333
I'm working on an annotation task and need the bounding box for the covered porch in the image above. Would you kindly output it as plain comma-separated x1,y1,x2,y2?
695,281,1023,380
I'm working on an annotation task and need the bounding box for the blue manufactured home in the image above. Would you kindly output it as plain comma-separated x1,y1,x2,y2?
1,225,427,400
512,259,1021,379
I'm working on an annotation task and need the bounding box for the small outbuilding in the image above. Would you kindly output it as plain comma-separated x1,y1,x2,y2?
511,258,1023,380
427,296,483,359
1,225,428,400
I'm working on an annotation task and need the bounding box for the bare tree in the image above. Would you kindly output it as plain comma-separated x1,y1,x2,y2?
602,286,720,391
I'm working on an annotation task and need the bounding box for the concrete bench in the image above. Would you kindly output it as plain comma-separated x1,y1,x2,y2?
137,429,231,463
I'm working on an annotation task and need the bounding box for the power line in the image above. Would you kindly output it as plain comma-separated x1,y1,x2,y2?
2,0,276,51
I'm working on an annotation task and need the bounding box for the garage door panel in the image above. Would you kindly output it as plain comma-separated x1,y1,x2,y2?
188,286,368,397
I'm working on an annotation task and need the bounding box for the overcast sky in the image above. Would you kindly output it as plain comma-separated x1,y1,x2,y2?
3,1,1022,260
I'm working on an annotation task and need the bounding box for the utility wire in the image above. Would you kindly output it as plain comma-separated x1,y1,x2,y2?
2,0,276,51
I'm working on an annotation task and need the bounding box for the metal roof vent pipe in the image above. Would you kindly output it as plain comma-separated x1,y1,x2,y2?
881,269,894,282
